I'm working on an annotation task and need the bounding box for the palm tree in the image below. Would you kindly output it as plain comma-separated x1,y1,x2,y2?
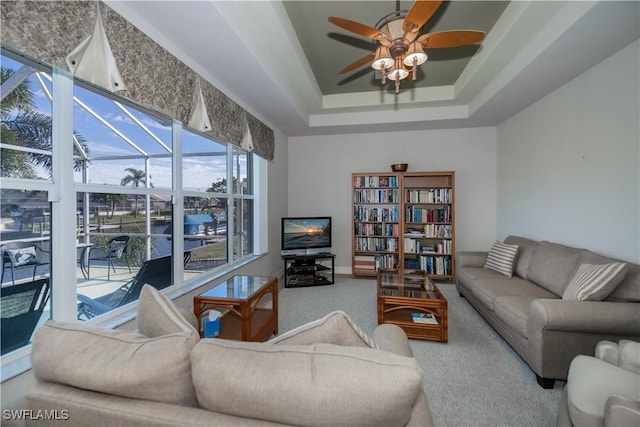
121,168,147,217
1,66,89,178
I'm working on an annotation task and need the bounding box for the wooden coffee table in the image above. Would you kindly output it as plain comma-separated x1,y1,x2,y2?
193,275,278,342
377,269,448,342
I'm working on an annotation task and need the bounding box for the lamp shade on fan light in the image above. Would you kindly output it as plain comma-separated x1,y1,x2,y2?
403,42,428,67
372,46,393,70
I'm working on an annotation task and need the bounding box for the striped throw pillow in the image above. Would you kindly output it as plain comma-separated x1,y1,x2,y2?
483,241,519,277
562,263,628,301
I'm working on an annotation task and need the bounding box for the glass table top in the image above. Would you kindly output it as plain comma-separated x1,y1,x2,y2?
377,270,443,300
198,275,272,300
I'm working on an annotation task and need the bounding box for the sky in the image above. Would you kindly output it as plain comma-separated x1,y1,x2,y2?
2,55,236,192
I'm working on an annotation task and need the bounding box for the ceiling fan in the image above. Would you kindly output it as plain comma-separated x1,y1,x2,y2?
328,0,486,93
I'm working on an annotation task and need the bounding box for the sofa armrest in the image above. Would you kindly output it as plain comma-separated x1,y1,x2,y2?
529,300,640,335
373,323,414,358
604,396,640,427
456,251,488,268
372,324,435,427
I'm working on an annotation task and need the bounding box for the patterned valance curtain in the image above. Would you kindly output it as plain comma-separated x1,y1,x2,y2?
0,1,275,160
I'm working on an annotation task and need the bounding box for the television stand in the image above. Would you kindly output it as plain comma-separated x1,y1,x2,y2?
282,253,335,288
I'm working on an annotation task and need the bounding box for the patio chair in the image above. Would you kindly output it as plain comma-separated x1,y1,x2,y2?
1,242,50,286
87,235,132,280
1,278,50,355
77,252,190,320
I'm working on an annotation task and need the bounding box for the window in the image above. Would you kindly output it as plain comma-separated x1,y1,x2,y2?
1,56,53,181
1,49,262,358
1,54,53,356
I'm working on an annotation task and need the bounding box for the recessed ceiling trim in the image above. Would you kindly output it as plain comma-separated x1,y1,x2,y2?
469,1,598,116
322,84,455,109
310,104,468,128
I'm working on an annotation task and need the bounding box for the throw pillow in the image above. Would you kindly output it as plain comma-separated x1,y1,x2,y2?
31,321,198,406
483,241,519,277
6,247,37,266
137,284,199,340
191,339,423,427
268,310,377,348
619,340,640,374
562,262,628,301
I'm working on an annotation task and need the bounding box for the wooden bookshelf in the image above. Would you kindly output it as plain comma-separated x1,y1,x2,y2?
352,173,401,276
352,171,455,283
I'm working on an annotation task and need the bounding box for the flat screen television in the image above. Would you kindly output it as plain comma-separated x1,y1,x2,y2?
281,216,332,256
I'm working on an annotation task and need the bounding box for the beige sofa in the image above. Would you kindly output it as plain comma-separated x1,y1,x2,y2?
23,286,433,427
456,235,640,388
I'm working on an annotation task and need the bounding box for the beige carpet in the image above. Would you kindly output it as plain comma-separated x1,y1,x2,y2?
277,275,564,427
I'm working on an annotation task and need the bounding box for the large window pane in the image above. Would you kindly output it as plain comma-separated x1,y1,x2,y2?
72,85,172,188
181,129,230,274
232,149,251,195
233,198,253,260
183,196,228,272
75,191,174,321
183,129,226,192
0,190,51,354
1,55,53,181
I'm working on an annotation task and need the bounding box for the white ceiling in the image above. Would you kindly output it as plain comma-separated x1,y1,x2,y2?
105,1,639,137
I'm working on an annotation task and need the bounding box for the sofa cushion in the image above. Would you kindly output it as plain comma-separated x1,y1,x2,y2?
527,241,581,296
493,296,539,338
567,355,640,427
457,266,501,285
268,310,377,348
137,284,200,340
191,339,424,427
470,277,557,311
562,263,628,301
31,321,198,407
580,251,640,302
504,235,539,279
619,340,640,374
483,241,519,277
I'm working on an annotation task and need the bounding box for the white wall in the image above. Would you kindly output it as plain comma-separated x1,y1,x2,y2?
496,40,640,262
288,127,498,273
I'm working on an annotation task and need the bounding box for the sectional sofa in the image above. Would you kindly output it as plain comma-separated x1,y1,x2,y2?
23,286,433,426
456,235,640,388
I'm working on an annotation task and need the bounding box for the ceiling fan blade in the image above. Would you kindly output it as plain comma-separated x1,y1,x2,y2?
328,16,390,45
338,52,376,74
403,0,442,33
418,30,485,48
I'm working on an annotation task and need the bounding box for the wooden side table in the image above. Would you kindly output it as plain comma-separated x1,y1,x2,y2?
193,275,278,342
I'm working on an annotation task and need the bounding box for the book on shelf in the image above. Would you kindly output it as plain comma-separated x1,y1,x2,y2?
412,312,438,324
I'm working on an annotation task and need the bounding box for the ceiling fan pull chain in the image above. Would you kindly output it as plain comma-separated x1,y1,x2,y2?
411,56,418,80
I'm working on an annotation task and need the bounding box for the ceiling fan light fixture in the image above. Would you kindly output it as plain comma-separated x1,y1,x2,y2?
403,42,428,67
328,0,486,95
387,67,409,81
371,46,393,70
